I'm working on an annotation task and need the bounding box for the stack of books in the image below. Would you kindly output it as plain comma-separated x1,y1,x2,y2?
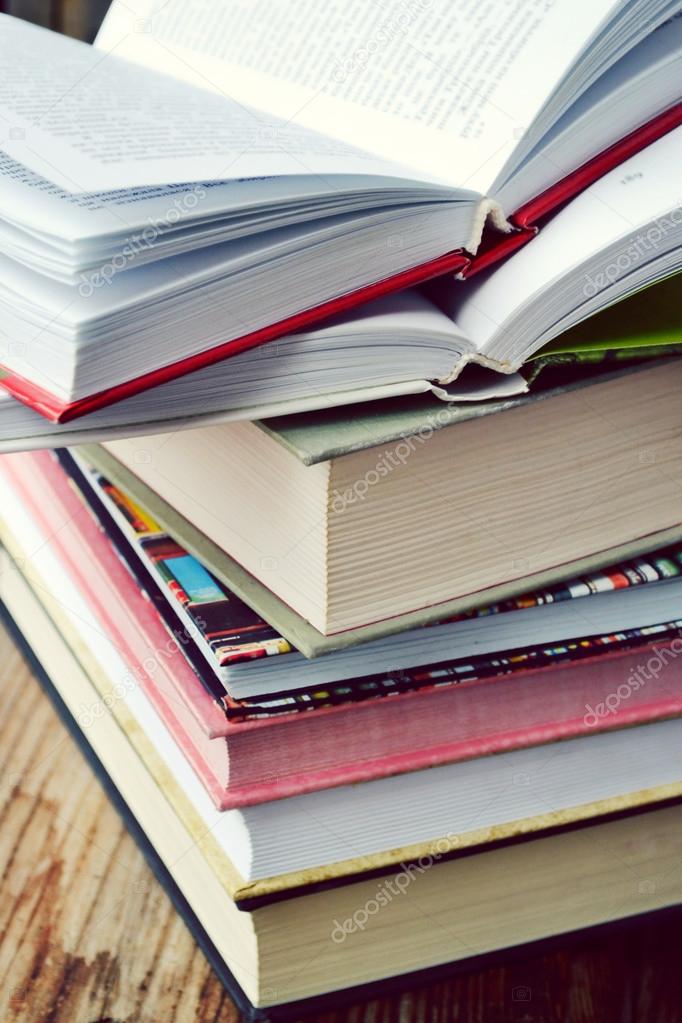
1,1,682,1016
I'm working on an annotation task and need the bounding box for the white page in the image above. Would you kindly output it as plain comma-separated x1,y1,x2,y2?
451,125,682,351
96,0,619,193
494,14,682,209
0,14,421,193
0,148,446,267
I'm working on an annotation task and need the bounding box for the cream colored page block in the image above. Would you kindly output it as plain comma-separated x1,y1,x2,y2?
326,360,682,630
257,802,682,1002
104,423,331,631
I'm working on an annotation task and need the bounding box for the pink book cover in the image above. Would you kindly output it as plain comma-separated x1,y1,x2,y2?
2,449,682,811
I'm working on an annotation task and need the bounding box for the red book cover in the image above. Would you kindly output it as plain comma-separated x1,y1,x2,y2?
2,449,682,811
1,102,681,424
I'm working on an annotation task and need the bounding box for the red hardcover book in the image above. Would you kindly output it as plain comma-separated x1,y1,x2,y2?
1,102,681,426
4,3,682,428
5,102,682,423
2,449,681,810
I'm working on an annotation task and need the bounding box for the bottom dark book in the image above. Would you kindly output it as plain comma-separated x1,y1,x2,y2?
1,557,682,1018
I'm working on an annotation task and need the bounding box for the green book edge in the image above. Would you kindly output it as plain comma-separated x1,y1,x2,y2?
254,360,674,467
78,444,682,660
532,273,682,358
256,273,682,467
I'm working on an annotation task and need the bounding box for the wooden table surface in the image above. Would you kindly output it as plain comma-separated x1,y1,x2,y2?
1,620,681,1023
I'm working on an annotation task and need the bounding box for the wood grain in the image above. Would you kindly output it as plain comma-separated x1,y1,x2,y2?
0,620,681,1023
0,622,239,1023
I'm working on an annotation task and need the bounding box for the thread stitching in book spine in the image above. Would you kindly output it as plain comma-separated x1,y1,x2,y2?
436,351,517,387
465,198,515,254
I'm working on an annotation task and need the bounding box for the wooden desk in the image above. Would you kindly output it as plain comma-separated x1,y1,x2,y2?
0,621,680,1023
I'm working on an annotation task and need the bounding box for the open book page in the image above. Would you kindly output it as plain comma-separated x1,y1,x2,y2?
493,15,682,211
97,0,619,195
0,149,450,277
0,14,422,193
448,125,682,359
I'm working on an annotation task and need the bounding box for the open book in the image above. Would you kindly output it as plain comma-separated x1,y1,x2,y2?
1,168,681,453
0,1,680,422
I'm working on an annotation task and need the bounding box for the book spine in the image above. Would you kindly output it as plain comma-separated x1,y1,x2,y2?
463,100,682,278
